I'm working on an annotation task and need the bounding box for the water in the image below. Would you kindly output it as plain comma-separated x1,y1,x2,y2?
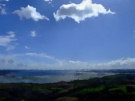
0,70,116,83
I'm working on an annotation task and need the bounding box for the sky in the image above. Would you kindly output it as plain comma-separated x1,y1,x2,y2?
0,0,135,70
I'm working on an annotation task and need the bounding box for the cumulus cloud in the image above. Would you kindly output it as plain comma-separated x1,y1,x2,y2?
0,51,135,70
0,0,9,15
24,46,30,49
54,58,135,70
0,8,6,14
0,0,9,1
0,31,17,50
0,54,27,69
30,31,37,37
54,0,115,23
0,32,16,46
1,52,135,70
92,58,135,70
13,5,49,21
0,53,60,69
25,52,57,61
0,3,7,15
44,0,52,4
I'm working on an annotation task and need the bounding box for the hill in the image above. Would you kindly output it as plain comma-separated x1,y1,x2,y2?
0,74,135,101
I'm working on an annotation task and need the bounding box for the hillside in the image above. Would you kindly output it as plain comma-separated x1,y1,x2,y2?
0,74,135,101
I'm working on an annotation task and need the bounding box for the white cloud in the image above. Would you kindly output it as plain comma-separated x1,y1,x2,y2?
0,53,60,69
13,5,49,21
0,8,6,14
44,0,52,4
1,0,9,1
6,45,15,51
24,46,30,49
54,0,115,23
8,31,15,36
56,58,135,70
30,31,37,37
0,31,17,50
0,3,7,15
1,52,135,70
0,0,9,15
25,52,57,61
91,58,135,70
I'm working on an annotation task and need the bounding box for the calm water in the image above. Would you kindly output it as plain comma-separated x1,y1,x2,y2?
0,70,116,83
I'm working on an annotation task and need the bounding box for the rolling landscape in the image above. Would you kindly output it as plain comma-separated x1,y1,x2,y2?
0,70,135,101
0,70,134,101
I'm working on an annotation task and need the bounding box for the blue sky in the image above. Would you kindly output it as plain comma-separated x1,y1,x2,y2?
0,0,135,70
